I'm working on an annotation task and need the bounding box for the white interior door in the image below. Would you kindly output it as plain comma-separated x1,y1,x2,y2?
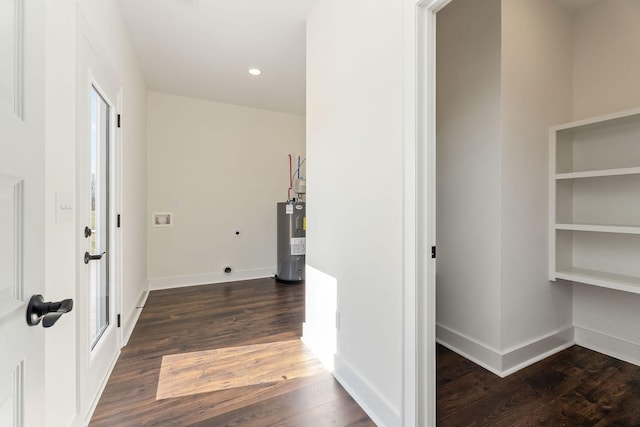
0,1,49,426
76,21,122,423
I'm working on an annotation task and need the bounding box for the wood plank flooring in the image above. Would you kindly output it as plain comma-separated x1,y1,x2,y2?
91,277,640,426
437,343,640,426
90,278,374,426
155,340,326,399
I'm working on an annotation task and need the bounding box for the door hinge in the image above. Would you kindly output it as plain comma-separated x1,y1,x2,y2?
117,314,121,328
431,246,436,259
117,114,121,128
117,214,121,228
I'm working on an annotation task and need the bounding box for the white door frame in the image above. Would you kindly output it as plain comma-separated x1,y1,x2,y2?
75,11,123,424
403,1,451,425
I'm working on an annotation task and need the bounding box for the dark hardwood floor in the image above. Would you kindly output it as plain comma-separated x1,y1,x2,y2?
90,278,374,426
91,277,640,426
437,343,640,426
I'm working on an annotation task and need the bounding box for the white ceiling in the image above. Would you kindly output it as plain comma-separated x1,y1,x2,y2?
119,0,598,116
118,0,319,115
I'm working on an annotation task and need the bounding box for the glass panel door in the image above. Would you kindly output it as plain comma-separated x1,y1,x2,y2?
89,86,110,349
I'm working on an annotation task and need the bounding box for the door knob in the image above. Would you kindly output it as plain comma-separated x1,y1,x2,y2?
84,251,106,264
26,295,73,328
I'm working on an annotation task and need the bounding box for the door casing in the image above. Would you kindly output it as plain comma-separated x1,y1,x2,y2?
75,12,123,424
402,1,451,425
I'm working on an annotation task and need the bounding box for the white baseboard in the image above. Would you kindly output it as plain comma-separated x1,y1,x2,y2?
575,326,640,367
333,355,401,427
148,267,276,290
436,324,575,377
301,265,337,371
301,324,335,371
82,349,121,426
123,288,149,345
500,327,575,376
436,324,503,375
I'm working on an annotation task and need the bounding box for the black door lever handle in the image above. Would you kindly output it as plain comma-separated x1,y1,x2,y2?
84,251,106,264
26,295,73,327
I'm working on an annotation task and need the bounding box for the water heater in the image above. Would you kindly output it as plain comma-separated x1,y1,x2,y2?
276,202,305,283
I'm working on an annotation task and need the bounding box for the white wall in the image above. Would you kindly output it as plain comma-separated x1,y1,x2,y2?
146,92,305,288
571,0,640,362
43,0,147,424
499,0,573,350
436,0,575,374
436,0,503,351
306,0,404,425
572,0,640,120
78,0,148,340
44,0,77,425
78,0,149,339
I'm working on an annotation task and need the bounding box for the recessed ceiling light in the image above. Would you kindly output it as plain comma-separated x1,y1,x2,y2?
248,68,262,76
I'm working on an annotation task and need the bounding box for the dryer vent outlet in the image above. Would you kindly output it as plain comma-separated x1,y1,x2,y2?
224,267,232,274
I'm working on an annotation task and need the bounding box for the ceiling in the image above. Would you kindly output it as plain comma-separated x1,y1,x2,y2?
119,0,598,116
555,0,600,14
118,0,319,115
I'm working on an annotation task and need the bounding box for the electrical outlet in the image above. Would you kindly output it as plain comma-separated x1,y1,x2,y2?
335,310,340,331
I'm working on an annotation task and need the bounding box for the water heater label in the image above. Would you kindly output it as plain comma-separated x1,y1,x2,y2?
286,204,294,215
291,237,306,255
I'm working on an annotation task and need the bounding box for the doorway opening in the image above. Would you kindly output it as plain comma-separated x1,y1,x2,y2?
432,0,640,423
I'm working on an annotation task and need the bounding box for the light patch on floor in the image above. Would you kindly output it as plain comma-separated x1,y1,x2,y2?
156,339,326,400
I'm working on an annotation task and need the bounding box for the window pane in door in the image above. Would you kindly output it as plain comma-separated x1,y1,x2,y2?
89,87,110,349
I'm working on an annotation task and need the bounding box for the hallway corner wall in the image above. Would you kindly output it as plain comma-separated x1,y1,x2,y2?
436,0,575,375
306,0,405,425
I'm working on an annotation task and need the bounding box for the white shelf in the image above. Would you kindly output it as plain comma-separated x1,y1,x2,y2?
550,107,640,293
554,268,640,294
551,107,640,133
556,166,640,180
555,224,640,234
